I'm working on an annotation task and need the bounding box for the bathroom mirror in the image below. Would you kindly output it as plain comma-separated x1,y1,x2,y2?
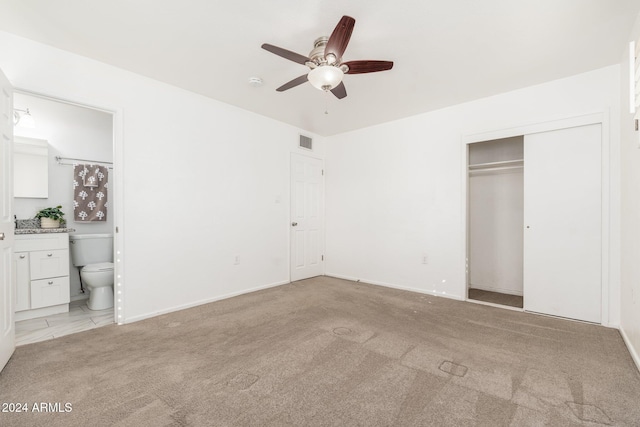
14,136,49,198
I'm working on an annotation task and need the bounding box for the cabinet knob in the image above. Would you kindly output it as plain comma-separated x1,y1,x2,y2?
48,281,53,285
47,253,53,257
19,255,26,259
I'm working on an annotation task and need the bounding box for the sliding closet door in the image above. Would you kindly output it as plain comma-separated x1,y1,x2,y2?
523,124,601,323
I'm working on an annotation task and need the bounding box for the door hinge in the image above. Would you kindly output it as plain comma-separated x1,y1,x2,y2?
321,255,324,261
636,119,639,131
322,169,324,176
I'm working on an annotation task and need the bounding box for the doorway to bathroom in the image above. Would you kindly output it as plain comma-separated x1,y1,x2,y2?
13,91,118,345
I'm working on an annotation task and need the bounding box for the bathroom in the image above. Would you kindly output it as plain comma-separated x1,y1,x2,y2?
13,92,115,344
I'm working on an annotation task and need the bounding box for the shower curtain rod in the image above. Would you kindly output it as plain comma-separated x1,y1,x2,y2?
55,155,113,168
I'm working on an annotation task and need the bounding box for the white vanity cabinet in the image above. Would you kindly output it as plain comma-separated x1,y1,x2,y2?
13,252,30,312
14,233,71,321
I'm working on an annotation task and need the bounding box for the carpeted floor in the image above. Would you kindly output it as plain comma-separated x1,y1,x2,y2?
469,288,524,308
0,276,639,426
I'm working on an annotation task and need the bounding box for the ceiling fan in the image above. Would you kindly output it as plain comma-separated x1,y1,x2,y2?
261,15,393,99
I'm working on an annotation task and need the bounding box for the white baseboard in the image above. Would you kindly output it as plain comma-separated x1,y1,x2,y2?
325,273,465,301
469,283,523,296
122,279,290,324
15,304,69,322
619,326,640,374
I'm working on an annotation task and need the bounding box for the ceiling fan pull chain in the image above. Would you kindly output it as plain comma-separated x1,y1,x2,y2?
324,90,329,115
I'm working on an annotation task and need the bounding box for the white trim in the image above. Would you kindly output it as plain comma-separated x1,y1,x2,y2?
461,137,469,305
325,273,466,301
620,326,640,374
112,107,124,325
461,112,610,325
462,112,604,145
467,298,524,312
123,279,290,324
14,304,68,322
600,111,611,326
15,88,116,115
630,41,636,115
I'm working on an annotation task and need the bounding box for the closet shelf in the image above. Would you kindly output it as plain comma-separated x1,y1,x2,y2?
468,159,524,171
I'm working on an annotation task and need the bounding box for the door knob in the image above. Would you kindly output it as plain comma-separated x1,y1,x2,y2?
0,232,4,240
291,222,298,227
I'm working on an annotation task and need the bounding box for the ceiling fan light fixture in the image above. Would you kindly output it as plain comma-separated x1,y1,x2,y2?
307,65,344,91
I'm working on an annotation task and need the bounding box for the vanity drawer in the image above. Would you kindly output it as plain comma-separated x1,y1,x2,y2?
30,276,70,309
29,249,69,280
14,233,69,252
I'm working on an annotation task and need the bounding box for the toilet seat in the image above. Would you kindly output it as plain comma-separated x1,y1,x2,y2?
82,262,114,273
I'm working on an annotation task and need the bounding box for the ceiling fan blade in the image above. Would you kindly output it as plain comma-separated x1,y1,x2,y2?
343,60,394,74
276,74,309,92
330,82,347,99
325,16,355,63
261,43,309,65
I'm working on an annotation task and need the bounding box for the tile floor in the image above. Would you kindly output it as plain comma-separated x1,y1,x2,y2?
15,299,114,346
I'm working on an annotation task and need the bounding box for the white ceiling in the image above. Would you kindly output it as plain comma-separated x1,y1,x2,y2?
1,0,638,136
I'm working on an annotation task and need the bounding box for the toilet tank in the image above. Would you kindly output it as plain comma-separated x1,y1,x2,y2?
69,233,114,267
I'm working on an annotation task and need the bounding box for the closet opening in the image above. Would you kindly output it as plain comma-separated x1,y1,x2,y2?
467,136,524,309
464,115,604,323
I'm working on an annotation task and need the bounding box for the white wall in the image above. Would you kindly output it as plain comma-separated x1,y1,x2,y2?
0,31,325,322
325,65,621,325
469,170,523,295
468,137,524,296
13,92,113,299
619,14,640,370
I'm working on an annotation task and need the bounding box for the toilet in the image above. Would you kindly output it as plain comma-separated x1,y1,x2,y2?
69,234,114,310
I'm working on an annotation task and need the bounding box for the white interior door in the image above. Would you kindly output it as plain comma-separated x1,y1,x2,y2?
290,153,324,281
0,67,15,371
523,123,602,323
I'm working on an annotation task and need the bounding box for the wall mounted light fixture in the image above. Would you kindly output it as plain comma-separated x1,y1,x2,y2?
13,108,36,128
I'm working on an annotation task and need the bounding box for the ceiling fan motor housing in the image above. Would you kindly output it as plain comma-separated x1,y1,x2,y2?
308,37,330,67
306,36,350,74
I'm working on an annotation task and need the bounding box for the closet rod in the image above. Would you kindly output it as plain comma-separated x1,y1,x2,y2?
468,165,523,174
55,155,113,168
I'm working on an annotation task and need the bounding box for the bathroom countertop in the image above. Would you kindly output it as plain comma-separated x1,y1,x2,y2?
15,228,76,235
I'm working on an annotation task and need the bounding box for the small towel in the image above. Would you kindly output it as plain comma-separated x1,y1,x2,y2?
82,165,99,188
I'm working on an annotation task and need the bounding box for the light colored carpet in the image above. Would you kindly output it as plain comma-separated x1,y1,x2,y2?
0,276,639,426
